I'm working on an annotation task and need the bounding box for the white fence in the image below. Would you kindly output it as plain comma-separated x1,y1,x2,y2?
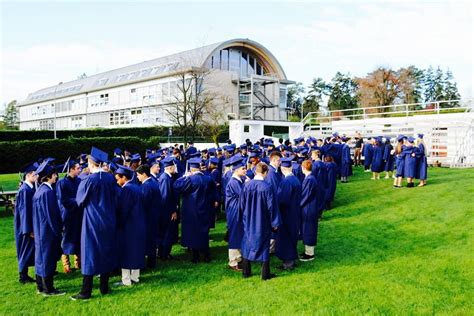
302,100,474,168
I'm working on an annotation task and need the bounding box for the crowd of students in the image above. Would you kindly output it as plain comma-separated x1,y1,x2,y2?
360,133,428,187
13,133,357,300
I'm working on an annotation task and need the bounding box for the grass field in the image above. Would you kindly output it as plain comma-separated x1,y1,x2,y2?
0,167,473,314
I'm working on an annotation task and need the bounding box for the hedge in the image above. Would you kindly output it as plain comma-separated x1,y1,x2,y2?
0,137,151,174
0,126,229,142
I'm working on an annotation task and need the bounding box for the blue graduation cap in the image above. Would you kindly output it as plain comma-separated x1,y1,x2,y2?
294,136,304,144
225,145,236,153
397,135,406,142
161,156,176,168
332,132,339,137
417,133,424,139
115,165,134,179
240,144,248,150
208,148,217,155
209,157,220,165
280,157,294,168
20,162,39,174
35,160,55,178
114,148,122,155
131,153,141,163
90,146,108,164
189,151,201,158
147,153,160,166
229,156,246,170
188,157,202,169
407,137,415,143
108,162,119,173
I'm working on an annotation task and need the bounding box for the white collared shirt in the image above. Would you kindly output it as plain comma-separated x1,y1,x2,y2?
24,181,34,189
43,182,53,190
143,177,152,184
232,174,243,182
254,174,264,181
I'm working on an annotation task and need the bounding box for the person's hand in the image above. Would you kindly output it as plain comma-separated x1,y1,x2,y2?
411,153,416,157
171,212,177,221
272,227,278,232
29,233,34,239
184,171,192,177
214,201,219,208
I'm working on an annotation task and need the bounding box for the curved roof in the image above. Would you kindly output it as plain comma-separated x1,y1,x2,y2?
21,38,287,106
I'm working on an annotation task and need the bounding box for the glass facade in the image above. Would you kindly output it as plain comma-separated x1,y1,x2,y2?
210,47,266,77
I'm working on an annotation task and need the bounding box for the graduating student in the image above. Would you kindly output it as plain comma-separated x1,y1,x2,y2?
371,137,385,180
382,137,394,179
324,155,338,210
14,162,38,284
56,160,82,273
115,165,146,286
157,156,179,260
393,135,406,188
136,164,162,269
174,157,217,263
240,162,281,280
311,150,327,213
208,157,222,228
225,156,247,271
275,157,302,270
415,134,428,187
147,154,161,180
71,147,117,300
300,160,323,261
32,161,64,296
363,138,374,172
403,137,418,188
340,137,351,183
265,151,282,253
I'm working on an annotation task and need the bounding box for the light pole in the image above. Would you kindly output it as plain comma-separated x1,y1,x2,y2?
53,82,63,139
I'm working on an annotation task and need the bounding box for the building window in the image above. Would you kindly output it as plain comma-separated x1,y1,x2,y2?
131,88,136,93
244,125,250,133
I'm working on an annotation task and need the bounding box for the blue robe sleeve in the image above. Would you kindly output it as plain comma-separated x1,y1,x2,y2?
17,188,34,235
56,179,77,222
266,188,281,229
277,180,290,211
76,177,92,208
173,176,193,194
116,187,132,229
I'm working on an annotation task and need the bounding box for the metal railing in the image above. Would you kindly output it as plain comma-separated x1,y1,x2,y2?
302,99,472,126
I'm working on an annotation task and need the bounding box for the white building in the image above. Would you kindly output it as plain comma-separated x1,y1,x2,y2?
18,38,294,131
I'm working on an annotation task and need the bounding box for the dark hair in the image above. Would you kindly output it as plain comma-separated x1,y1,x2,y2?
255,162,269,174
324,155,334,163
136,164,151,177
40,171,57,183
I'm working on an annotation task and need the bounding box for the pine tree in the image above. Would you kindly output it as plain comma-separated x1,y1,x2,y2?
327,72,358,113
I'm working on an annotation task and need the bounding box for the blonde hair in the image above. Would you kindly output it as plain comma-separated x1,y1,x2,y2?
416,139,427,155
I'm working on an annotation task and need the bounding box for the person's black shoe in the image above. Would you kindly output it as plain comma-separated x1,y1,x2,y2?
42,289,66,297
203,255,211,263
19,276,35,284
277,264,295,271
70,293,90,300
262,273,276,280
299,254,315,262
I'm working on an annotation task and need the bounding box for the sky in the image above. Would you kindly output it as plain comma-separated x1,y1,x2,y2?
1,0,473,108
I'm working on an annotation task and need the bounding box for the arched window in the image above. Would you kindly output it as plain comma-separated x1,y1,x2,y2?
209,47,266,77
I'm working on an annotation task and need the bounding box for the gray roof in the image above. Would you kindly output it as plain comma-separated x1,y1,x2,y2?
20,38,287,106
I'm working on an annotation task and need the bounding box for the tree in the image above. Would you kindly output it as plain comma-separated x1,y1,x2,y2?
442,69,461,108
327,72,358,113
201,95,230,146
356,67,400,113
77,73,87,79
303,77,328,117
2,100,19,129
397,66,424,109
286,82,305,118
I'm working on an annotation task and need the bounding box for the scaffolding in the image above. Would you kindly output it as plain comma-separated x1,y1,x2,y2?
236,74,280,120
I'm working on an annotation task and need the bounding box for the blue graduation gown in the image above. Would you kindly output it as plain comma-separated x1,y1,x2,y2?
325,161,338,204
174,173,216,250
403,146,418,178
140,178,161,258
209,169,221,228
416,144,428,180
383,144,394,172
300,174,321,246
292,161,304,183
56,176,82,255
117,182,146,269
32,183,63,277
325,143,342,174
363,143,374,168
371,144,384,172
395,145,406,177
265,165,282,193
275,175,302,262
14,182,35,272
340,144,351,177
76,171,117,275
240,179,281,262
157,172,179,247
225,176,244,249
312,160,328,211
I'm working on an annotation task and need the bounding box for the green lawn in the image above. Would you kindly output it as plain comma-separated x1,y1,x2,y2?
0,173,22,192
0,167,473,314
